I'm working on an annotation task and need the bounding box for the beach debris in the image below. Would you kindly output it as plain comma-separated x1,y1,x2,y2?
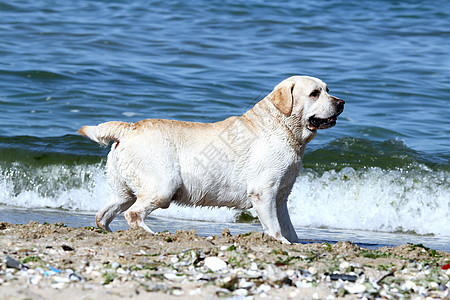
329,273,357,282
61,245,74,251
3,255,28,270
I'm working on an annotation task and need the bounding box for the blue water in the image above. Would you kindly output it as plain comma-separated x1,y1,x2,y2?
0,0,449,250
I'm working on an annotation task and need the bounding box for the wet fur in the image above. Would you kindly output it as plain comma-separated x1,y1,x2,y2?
79,76,344,243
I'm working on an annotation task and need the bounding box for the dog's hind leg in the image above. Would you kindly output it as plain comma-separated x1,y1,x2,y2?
96,186,136,231
96,154,136,231
123,181,179,233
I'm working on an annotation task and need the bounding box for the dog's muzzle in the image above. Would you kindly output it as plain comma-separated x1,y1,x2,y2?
308,99,345,130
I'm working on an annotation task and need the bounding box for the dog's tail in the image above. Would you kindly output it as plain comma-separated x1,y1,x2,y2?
78,121,133,147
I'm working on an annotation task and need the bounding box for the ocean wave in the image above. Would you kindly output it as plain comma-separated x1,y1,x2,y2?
288,166,449,237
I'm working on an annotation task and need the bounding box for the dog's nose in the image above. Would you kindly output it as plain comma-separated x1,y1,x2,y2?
336,99,345,110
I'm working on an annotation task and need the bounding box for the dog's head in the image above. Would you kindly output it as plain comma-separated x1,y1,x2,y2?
271,76,345,131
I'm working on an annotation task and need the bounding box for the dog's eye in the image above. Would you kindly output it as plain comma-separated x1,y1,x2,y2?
309,90,320,98
326,87,329,93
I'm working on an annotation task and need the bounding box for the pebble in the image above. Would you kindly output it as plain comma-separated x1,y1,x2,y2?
171,289,184,296
266,264,289,285
53,276,70,283
69,273,83,281
164,273,179,281
204,257,227,272
339,261,350,270
256,283,271,294
189,288,202,295
250,262,258,270
239,278,255,290
404,280,416,290
221,275,238,290
295,280,313,289
234,288,249,296
344,283,367,294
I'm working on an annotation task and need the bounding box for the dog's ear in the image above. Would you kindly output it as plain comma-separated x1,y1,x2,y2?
272,82,294,116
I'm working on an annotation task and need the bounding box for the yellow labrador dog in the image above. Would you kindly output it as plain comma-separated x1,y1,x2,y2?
79,76,344,243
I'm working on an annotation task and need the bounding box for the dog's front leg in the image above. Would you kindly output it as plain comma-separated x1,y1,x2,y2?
249,192,291,244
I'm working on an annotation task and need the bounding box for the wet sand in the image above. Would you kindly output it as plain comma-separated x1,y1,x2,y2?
1,222,449,299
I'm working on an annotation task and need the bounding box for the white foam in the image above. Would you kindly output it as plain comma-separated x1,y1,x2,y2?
288,166,449,237
0,164,108,212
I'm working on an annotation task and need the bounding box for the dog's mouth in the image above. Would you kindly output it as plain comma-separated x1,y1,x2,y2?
308,114,340,130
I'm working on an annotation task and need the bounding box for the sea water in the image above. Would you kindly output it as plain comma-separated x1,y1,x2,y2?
0,0,449,250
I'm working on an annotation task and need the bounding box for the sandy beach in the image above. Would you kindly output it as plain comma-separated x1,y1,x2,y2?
1,221,449,299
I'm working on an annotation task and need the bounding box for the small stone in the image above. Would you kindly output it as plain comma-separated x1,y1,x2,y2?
234,289,248,296
250,262,258,270
164,273,179,280
429,281,438,289
286,269,295,277
257,283,271,294
344,283,366,294
339,261,350,270
204,257,227,272
195,273,204,280
266,264,290,285
69,273,82,281
53,276,70,283
295,280,312,288
29,276,40,285
221,275,238,290
238,278,254,290
289,291,298,297
111,262,121,269
51,282,66,289
171,289,184,296
189,288,202,295
404,280,416,291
